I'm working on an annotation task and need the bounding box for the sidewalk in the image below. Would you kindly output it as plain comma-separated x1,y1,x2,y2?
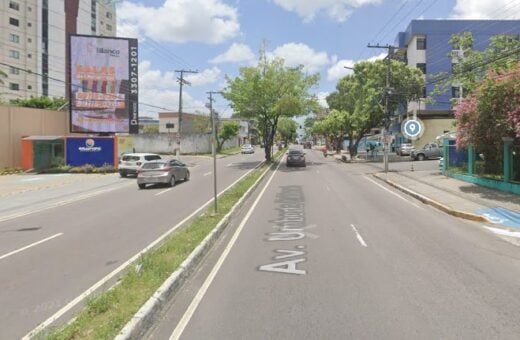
373,169,520,231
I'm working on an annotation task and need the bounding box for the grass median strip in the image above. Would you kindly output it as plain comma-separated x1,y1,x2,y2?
43,149,285,340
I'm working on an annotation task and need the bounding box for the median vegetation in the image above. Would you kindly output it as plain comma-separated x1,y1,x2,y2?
43,148,285,340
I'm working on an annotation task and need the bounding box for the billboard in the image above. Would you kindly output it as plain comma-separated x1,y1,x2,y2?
69,35,138,133
66,137,115,167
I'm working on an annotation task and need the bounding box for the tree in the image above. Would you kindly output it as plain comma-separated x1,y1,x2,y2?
217,121,239,152
327,60,423,157
10,96,67,110
192,113,211,134
142,124,159,134
223,50,319,161
455,63,520,175
432,33,520,99
277,117,297,147
312,110,348,152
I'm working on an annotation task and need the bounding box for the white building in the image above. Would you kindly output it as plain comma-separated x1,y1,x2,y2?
0,0,116,102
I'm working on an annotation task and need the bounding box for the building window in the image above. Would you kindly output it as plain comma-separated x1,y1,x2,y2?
9,33,20,43
28,37,32,43
28,85,32,90
27,22,32,27
416,37,426,50
28,6,32,11
422,86,427,98
27,53,32,58
106,12,113,19
416,63,426,74
9,1,20,10
10,66,20,75
452,86,461,98
9,50,20,59
106,24,112,31
9,17,19,26
9,83,20,91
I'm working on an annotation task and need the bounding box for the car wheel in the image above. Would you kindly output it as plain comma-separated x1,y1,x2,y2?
417,154,425,161
184,170,190,181
169,175,176,187
120,172,127,178
138,183,146,189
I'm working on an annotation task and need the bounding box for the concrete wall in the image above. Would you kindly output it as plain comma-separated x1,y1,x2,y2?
0,105,68,168
412,118,455,148
132,133,239,154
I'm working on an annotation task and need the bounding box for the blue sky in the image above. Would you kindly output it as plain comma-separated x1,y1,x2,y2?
114,0,519,117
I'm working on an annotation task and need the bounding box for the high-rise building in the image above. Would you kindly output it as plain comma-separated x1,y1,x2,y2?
0,0,116,102
392,20,520,146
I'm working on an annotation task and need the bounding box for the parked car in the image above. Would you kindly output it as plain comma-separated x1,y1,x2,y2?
303,141,312,149
119,153,162,177
241,144,254,154
411,143,442,161
397,143,414,156
137,159,189,189
286,149,306,167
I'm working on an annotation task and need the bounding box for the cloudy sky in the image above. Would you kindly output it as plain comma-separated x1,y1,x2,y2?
115,0,520,117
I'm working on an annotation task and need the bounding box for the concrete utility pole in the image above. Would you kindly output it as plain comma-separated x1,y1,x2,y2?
207,91,222,214
367,44,397,173
175,69,198,158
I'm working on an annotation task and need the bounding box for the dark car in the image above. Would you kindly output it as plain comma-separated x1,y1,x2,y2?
286,149,306,167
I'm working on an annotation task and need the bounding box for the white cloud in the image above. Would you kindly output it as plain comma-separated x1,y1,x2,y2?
269,43,330,73
327,59,354,82
451,0,520,19
117,0,240,44
185,67,222,86
272,0,383,22
139,60,177,90
210,43,256,64
326,52,386,82
317,91,329,108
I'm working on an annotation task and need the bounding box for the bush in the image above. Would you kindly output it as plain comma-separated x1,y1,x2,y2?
0,167,23,175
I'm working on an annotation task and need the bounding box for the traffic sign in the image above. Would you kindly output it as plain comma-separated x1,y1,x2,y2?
402,119,423,140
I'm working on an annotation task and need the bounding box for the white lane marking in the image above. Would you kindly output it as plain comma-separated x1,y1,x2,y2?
350,224,367,247
0,233,63,261
484,226,520,238
155,188,174,196
20,177,45,182
203,172,212,177
0,182,134,223
226,163,233,167
170,161,282,340
363,176,424,210
23,160,264,340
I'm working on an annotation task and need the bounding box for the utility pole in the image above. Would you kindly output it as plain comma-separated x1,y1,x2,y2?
367,44,397,173
175,69,198,159
207,91,222,214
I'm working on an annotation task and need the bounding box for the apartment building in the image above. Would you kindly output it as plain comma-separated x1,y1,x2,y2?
392,20,520,145
0,0,116,102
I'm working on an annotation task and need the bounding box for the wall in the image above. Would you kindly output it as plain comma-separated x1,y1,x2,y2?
412,117,455,148
133,133,239,154
0,105,68,168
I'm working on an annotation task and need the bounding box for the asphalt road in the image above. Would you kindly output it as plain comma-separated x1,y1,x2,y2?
0,150,265,339
150,148,520,340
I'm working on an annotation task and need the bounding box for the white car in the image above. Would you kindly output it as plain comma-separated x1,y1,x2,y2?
241,144,254,154
118,153,162,177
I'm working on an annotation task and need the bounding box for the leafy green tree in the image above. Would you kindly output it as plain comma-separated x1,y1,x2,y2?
10,96,67,110
142,124,159,134
277,117,297,147
312,110,349,152
432,33,520,99
223,51,319,161
327,60,423,157
192,113,211,134
217,121,239,152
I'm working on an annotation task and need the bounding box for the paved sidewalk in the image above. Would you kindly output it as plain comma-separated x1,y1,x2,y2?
374,169,520,230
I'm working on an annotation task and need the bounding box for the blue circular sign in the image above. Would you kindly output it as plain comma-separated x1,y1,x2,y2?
403,119,422,138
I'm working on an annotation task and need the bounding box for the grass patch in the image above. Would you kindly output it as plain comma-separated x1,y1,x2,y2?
219,146,241,155
43,149,285,340
0,167,23,175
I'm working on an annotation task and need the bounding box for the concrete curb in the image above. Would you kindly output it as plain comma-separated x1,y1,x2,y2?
372,173,490,223
115,158,277,340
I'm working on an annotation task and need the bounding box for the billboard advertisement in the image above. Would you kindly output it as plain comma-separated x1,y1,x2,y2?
69,35,138,133
66,137,115,167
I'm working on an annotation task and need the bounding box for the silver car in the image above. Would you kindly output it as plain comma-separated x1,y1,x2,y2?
137,159,190,189
397,143,414,156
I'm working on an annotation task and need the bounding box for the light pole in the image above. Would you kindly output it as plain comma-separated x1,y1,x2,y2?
207,91,222,214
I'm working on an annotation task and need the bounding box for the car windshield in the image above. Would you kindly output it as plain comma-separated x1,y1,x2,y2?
122,156,140,161
144,155,161,161
288,150,303,154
